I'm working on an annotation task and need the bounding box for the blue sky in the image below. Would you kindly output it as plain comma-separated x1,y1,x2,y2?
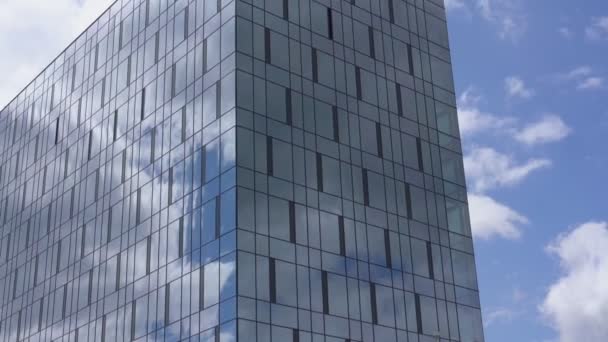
0,0,607,341
446,0,608,341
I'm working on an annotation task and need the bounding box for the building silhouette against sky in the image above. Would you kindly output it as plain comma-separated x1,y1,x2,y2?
0,0,484,341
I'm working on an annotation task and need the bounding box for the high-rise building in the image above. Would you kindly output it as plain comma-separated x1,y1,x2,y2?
0,0,484,341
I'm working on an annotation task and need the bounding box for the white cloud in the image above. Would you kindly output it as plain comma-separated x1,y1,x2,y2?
457,88,515,136
0,0,115,108
464,147,551,192
444,0,466,10
514,115,572,145
540,221,608,342
585,16,608,40
557,66,604,91
468,193,528,240
577,77,604,90
484,307,518,327
505,76,534,99
475,0,526,41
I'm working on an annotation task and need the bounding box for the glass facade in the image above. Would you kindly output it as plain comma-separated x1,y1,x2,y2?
0,0,483,341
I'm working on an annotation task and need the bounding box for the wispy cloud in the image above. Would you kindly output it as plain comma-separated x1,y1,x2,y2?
0,0,115,108
577,77,604,90
556,66,605,91
585,16,608,40
457,87,516,136
540,221,608,342
465,147,552,192
505,76,534,99
514,115,572,146
445,0,526,41
468,193,528,240
476,0,527,41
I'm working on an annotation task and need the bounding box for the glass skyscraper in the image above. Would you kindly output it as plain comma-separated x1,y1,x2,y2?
0,0,483,341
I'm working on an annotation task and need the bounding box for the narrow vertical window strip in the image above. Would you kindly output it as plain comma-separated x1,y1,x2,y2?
214,326,220,342
127,56,132,85
215,197,221,239
415,294,423,332
164,285,170,326
283,0,289,20
146,236,151,275
12,271,18,299
122,150,127,184
321,271,329,314
95,170,100,200
416,137,424,171
370,283,378,324
316,153,324,192
184,6,189,39
33,255,38,286
87,130,93,160
70,187,75,218
116,252,121,291
150,128,156,162
145,0,150,26
38,300,44,332
426,241,435,280
168,167,174,204
101,77,106,107
362,169,370,206
312,49,318,83
94,44,99,70
155,32,160,63
203,39,208,73
355,67,362,100
171,63,177,97
87,269,93,305
338,216,346,256
388,0,395,23
107,207,113,244
56,240,62,273
16,311,22,342
289,201,296,243
130,301,136,341
181,107,187,143
101,315,106,342
269,258,277,303
55,117,60,145
368,27,375,58
81,226,86,258
327,8,334,40
113,110,118,142
405,184,412,219
119,21,124,48
216,81,221,119
384,229,392,268
285,88,292,125
396,83,403,116
332,106,339,142
178,217,184,258
61,284,67,319
293,329,299,342
376,122,383,158
136,188,141,224
407,44,414,75
267,136,274,176
265,28,272,64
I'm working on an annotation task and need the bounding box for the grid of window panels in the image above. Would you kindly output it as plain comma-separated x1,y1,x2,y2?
0,0,238,341
0,0,484,341
233,0,483,341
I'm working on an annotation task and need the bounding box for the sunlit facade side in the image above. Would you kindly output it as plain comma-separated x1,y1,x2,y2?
0,0,484,341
